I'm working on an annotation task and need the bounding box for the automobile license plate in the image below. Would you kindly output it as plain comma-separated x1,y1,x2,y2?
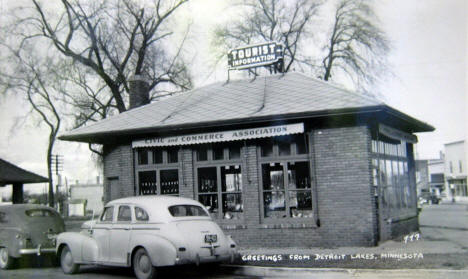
204,234,217,243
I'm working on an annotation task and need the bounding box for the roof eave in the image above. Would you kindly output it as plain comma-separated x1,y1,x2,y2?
59,105,434,144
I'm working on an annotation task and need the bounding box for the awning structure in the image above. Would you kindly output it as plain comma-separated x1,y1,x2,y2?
0,158,48,204
132,123,304,148
379,123,418,144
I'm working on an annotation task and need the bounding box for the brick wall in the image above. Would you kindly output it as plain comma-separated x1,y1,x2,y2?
103,144,134,203
102,125,377,248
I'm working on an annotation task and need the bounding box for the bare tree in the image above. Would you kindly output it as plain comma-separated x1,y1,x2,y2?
26,0,192,114
213,0,390,92
0,44,64,207
213,0,321,73
321,0,390,89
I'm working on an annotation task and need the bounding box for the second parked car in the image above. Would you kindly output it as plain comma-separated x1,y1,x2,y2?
0,204,65,269
56,196,237,279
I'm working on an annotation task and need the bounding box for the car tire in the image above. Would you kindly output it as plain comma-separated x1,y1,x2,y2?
60,245,80,274
133,248,157,279
0,247,15,269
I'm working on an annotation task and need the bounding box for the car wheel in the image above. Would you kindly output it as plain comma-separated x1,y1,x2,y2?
0,247,15,269
133,248,157,279
60,245,80,274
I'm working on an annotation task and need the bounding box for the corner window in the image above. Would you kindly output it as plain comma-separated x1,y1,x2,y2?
101,206,114,222
135,207,149,221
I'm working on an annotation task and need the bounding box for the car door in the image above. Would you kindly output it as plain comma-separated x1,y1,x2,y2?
109,205,132,264
92,206,114,263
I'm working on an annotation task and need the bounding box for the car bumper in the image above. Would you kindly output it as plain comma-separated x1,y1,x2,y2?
176,251,237,265
19,245,56,256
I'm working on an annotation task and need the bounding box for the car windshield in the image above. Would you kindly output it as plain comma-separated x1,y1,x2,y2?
25,209,56,217
168,205,209,217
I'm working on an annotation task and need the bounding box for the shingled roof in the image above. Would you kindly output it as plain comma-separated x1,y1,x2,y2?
60,72,433,143
0,158,48,186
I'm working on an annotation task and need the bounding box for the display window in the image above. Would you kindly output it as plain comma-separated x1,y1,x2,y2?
135,147,181,196
194,143,244,221
371,135,415,219
257,134,314,222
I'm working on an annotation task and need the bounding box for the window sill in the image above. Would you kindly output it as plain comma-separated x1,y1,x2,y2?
260,223,317,229
220,224,248,230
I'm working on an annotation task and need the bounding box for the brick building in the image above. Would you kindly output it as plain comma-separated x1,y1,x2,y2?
60,73,433,247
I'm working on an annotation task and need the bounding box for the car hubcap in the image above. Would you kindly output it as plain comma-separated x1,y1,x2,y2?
138,254,151,273
63,251,72,268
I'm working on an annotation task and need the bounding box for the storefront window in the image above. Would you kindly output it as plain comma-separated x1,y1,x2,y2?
229,146,241,159
167,148,178,163
160,169,179,195
198,167,218,216
371,133,415,218
139,171,157,195
152,149,163,164
197,165,243,220
197,146,208,161
213,145,224,160
221,166,242,219
261,162,312,219
138,149,148,165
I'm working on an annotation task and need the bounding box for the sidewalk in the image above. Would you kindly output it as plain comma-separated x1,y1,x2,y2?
225,204,468,276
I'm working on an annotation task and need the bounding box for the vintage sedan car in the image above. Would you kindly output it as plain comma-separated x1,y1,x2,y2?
56,196,237,279
0,204,65,269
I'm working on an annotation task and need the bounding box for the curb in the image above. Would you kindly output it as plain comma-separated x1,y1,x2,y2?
221,265,468,277
420,225,468,231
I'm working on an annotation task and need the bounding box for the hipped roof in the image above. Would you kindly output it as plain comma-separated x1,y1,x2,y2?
59,72,434,143
0,158,48,186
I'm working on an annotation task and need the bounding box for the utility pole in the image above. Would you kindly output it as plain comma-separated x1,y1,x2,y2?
51,154,63,209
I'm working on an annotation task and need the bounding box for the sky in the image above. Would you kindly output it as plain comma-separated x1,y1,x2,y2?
0,0,466,196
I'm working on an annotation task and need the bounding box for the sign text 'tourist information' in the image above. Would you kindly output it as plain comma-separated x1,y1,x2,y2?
227,42,283,70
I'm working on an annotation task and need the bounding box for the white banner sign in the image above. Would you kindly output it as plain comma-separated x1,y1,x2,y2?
132,123,304,148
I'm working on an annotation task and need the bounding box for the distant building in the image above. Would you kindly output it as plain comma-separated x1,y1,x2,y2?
68,177,104,215
428,155,445,197
415,152,445,200
415,160,429,197
444,141,467,202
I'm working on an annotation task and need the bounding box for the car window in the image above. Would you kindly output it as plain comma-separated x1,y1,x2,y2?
135,207,149,222
101,206,114,222
168,205,209,217
0,212,8,223
117,205,132,222
25,209,56,217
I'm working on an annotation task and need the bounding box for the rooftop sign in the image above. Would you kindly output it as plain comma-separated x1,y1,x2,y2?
228,42,283,70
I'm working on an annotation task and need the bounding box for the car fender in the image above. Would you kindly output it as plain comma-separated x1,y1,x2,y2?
56,232,98,263
0,228,21,258
130,233,177,267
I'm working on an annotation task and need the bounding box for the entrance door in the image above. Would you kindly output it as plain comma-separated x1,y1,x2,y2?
107,177,120,201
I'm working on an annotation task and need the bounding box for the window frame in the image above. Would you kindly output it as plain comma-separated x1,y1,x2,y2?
256,133,316,224
193,143,244,222
135,147,182,196
100,206,115,223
